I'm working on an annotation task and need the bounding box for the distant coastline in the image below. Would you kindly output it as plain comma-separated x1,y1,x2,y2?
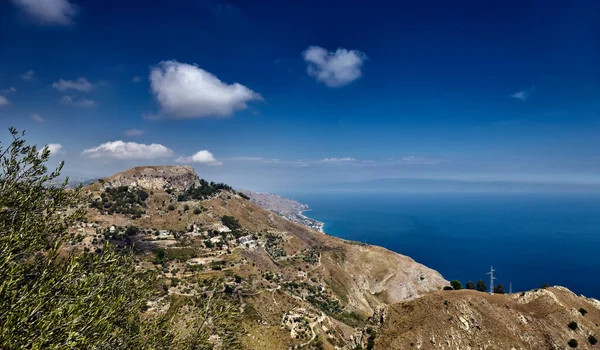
238,190,325,233
298,208,325,233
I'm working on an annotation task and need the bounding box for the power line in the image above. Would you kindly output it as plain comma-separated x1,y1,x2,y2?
487,266,496,294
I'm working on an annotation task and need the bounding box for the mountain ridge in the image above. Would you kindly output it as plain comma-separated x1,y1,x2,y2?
78,165,447,349
74,165,600,349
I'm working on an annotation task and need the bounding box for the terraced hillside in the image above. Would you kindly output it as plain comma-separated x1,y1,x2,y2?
77,165,447,349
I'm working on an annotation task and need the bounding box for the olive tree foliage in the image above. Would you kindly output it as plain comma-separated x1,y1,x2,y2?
0,128,242,349
0,128,155,349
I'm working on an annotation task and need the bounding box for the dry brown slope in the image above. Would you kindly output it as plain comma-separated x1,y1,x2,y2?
83,165,447,316
376,287,600,350
202,187,448,314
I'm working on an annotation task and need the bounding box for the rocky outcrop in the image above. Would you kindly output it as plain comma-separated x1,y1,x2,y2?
376,287,600,349
101,165,199,192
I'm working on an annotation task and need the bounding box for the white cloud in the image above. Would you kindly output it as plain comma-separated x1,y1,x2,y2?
82,141,174,160
0,96,9,107
21,70,35,81
124,129,144,137
303,46,367,87
132,76,142,83
321,157,357,163
1,87,17,94
510,91,528,101
52,78,93,92
60,95,95,107
149,60,262,118
510,86,534,101
11,0,77,25
176,150,222,166
31,113,44,122
46,143,62,155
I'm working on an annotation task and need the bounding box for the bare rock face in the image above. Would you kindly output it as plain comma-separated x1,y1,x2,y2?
101,166,200,192
376,286,600,349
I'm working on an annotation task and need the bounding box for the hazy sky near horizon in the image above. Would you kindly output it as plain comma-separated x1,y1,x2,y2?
0,0,599,191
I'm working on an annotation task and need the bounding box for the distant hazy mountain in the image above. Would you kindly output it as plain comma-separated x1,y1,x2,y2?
326,178,600,193
237,189,308,214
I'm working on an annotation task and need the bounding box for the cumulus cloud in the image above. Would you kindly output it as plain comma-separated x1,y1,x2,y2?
132,76,142,83
149,60,262,118
52,78,93,92
60,95,95,107
124,129,144,137
21,70,35,80
31,113,44,122
1,87,17,94
176,150,222,166
0,96,9,107
82,141,174,160
11,0,77,25
46,143,62,155
303,46,367,87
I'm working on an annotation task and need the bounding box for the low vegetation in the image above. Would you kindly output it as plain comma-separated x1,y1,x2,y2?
450,280,462,290
0,128,240,349
89,185,148,218
177,179,232,201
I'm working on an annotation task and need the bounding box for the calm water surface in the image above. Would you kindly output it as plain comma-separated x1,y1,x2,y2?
285,192,600,298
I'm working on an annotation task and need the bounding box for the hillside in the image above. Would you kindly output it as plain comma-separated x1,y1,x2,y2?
376,287,600,349
75,165,600,349
78,166,447,349
238,189,324,231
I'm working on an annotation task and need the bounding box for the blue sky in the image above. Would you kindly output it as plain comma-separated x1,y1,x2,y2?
0,0,598,191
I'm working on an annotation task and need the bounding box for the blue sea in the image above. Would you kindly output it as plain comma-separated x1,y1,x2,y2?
285,192,600,299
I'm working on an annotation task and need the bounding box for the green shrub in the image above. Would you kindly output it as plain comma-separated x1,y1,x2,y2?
177,180,232,201
568,321,578,331
589,335,598,345
221,215,241,231
579,308,588,316
154,248,197,263
239,192,250,200
476,280,487,292
450,280,462,290
568,339,578,348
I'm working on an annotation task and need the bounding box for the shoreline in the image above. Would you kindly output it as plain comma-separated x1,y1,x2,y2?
299,210,325,233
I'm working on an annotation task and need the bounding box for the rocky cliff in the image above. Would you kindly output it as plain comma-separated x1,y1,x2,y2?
100,165,200,192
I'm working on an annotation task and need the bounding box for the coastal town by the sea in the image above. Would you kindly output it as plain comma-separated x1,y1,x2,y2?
239,190,325,232
274,209,324,232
